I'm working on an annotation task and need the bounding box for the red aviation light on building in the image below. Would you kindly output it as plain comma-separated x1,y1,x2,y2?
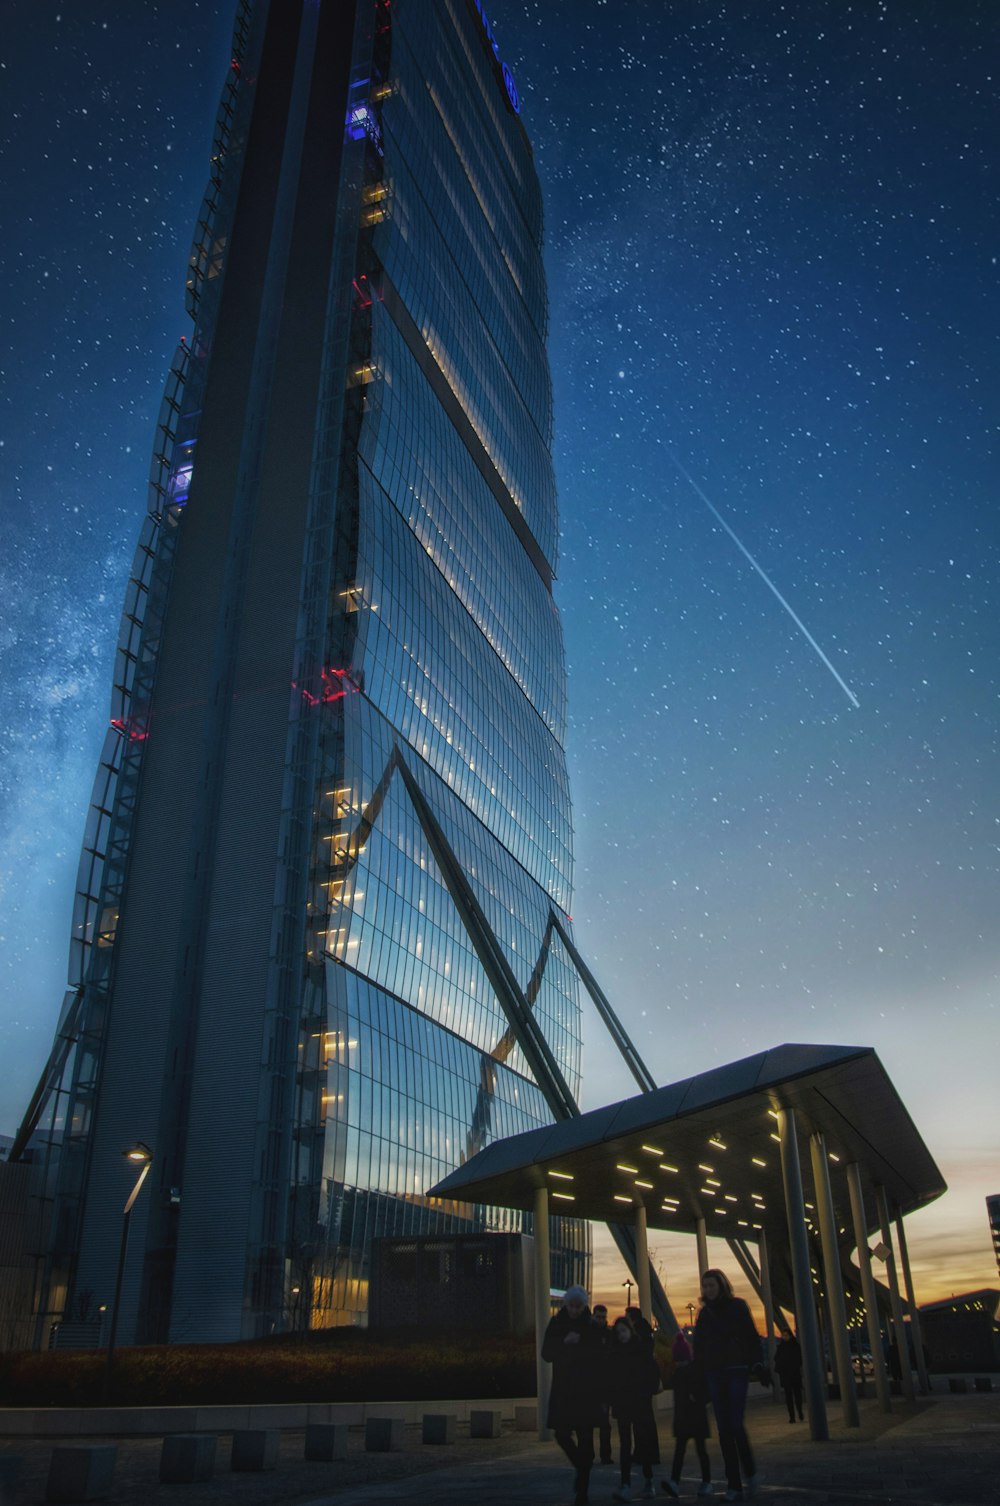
352,275,382,308
110,717,149,743
319,667,354,704
295,667,363,708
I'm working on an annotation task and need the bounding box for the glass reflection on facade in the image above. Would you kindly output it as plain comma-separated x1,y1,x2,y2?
24,0,587,1342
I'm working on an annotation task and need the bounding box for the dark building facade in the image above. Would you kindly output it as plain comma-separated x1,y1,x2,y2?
919,1289,1000,1374
21,0,587,1343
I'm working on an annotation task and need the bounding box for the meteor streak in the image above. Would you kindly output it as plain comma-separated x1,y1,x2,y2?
669,452,860,710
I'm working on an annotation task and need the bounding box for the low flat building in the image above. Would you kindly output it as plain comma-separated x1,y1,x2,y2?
919,1289,1000,1373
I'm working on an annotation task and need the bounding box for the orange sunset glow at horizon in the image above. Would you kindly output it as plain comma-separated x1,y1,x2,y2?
587,1166,999,1328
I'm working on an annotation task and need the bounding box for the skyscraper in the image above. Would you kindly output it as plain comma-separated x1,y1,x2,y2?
18,0,588,1343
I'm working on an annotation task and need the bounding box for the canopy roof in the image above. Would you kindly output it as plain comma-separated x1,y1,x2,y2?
430,1044,945,1246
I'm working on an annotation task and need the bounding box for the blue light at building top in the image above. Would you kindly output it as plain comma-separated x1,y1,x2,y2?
472,0,520,114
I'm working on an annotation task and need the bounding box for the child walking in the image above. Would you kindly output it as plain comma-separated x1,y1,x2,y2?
608,1313,661,1501
661,1333,713,1499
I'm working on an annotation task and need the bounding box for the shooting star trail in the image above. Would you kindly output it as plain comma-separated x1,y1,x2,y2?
668,452,860,710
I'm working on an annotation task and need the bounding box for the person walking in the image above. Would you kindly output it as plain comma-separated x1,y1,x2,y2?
542,1285,603,1506
774,1332,804,1422
592,1302,615,1464
661,1332,713,1499
693,1269,762,1503
607,1313,661,1501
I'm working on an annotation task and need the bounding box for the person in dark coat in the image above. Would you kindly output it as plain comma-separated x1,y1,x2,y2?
542,1285,603,1505
661,1332,713,1498
592,1303,614,1464
693,1269,762,1502
626,1304,656,1343
607,1313,661,1500
774,1333,804,1422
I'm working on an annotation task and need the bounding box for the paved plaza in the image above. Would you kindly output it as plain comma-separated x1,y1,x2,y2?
1,1385,998,1506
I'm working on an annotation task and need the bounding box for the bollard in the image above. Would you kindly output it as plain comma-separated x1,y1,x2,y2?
469,1409,502,1439
160,1434,217,1483
514,1405,536,1432
46,1446,117,1503
230,1430,279,1471
0,1456,23,1494
421,1414,457,1445
304,1423,349,1461
365,1417,405,1452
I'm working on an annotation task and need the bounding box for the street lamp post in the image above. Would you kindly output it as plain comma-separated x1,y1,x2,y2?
623,1278,634,1309
103,1142,153,1401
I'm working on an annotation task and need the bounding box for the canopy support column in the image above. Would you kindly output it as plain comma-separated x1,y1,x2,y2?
876,1186,915,1400
727,1237,768,1311
777,1106,828,1440
696,1217,709,1279
634,1203,652,1322
846,1161,891,1412
533,1185,551,1440
810,1132,859,1426
758,1228,781,1406
894,1208,930,1394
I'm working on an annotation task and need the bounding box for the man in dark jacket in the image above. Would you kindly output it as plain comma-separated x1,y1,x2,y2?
774,1333,804,1422
592,1303,614,1464
542,1285,603,1506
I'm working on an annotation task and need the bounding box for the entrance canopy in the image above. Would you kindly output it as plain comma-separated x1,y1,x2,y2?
429,1044,945,1245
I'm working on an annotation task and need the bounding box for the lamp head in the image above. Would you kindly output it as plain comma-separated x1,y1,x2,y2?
123,1142,153,1164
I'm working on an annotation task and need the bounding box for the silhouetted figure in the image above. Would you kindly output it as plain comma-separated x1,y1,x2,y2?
593,1303,614,1464
693,1269,761,1502
774,1333,804,1421
662,1332,713,1498
608,1312,661,1501
543,1286,603,1506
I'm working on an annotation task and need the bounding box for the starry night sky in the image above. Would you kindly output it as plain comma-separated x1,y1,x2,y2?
1,1,996,1313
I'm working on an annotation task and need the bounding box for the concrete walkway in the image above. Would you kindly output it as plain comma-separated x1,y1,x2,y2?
1,1387,997,1506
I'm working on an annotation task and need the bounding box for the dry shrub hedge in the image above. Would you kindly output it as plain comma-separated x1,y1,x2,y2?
0,1328,537,1408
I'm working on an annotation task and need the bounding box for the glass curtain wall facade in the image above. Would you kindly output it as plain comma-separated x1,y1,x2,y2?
24,0,587,1343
